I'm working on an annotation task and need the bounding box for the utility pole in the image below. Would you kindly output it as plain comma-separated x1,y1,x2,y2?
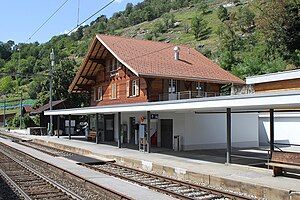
49,49,54,135
3,97,6,128
18,48,23,129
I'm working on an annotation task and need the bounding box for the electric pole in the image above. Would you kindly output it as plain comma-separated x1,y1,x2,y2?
18,48,23,129
49,49,54,135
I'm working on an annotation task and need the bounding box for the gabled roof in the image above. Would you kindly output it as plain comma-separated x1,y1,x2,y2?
31,100,66,115
69,34,244,92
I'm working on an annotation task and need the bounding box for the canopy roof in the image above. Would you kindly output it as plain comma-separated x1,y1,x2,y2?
45,90,300,116
31,100,66,115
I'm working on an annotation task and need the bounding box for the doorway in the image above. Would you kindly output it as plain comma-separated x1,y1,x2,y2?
104,114,114,142
161,119,173,149
129,117,136,144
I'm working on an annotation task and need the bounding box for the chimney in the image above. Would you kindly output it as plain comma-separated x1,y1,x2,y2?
174,46,180,60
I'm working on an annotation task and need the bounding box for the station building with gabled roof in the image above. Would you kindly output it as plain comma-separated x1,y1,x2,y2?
45,35,300,164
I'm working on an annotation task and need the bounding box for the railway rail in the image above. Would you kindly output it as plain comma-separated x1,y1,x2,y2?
0,134,257,200
0,141,131,200
81,162,255,200
0,148,78,200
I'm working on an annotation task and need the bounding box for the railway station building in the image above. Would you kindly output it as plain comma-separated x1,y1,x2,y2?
45,35,300,163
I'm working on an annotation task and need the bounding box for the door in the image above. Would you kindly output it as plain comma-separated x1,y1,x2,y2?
129,117,136,144
104,114,114,142
161,119,173,149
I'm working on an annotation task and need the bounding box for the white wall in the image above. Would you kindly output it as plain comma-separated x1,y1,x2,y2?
183,113,259,150
119,111,259,150
259,114,300,146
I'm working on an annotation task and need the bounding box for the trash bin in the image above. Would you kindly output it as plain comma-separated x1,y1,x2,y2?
173,135,181,151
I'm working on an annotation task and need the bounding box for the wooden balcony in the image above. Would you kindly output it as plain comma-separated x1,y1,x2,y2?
157,91,219,101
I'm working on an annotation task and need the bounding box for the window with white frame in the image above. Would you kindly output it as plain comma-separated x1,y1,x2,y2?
126,79,140,97
196,82,204,96
111,83,117,99
168,79,177,93
132,80,137,97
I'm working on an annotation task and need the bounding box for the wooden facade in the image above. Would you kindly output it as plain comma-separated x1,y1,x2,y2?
254,78,300,93
89,51,223,106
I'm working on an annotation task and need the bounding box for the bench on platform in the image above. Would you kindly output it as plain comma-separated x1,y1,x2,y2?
87,131,96,141
266,151,300,177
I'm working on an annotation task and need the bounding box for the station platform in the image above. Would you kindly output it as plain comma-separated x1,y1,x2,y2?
2,131,300,200
0,136,176,200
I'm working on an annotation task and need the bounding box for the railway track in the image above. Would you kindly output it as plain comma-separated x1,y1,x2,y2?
0,135,256,200
0,141,131,200
81,162,255,200
0,149,78,200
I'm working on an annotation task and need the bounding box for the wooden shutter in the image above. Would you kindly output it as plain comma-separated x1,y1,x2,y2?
136,79,140,96
126,80,130,97
111,83,116,99
99,86,103,101
93,88,96,101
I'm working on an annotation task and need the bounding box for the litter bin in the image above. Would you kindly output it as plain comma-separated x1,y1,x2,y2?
173,135,181,151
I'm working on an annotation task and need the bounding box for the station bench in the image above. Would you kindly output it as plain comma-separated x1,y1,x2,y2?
266,151,300,176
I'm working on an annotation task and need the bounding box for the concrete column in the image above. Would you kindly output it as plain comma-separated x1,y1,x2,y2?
95,114,99,144
57,115,60,138
226,108,232,164
147,111,151,153
68,114,71,140
270,109,275,154
118,112,122,148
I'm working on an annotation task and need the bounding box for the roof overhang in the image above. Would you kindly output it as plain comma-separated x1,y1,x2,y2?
45,90,300,116
246,69,300,85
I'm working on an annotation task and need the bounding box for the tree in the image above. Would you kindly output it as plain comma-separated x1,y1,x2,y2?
217,5,229,22
0,76,16,94
197,0,209,14
191,14,209,40
235,6,255,33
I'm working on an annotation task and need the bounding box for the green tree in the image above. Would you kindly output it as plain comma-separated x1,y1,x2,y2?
191,14,209,40
217,5,229,22
197,0,209,14
235,6,255,33
0,76,16,94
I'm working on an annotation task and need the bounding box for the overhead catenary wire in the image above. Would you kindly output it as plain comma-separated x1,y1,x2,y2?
27,0,71,41
68,0,116,35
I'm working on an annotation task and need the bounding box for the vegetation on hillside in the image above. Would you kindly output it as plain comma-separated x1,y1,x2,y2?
0,0,299,120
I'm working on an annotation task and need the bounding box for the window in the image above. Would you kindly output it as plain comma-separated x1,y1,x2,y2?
94,86,103,101
111,83,117,99
168,79,177,93
132,80,137,97
126,79,139,97
196,82,204,96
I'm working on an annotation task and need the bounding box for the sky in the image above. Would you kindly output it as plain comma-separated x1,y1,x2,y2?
0,0,142,44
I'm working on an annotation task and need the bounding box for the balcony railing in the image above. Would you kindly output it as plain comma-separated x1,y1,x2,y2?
158,91,219,101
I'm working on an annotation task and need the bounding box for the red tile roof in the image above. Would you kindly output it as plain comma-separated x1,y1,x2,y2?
69,34,244,92
97,34,244,84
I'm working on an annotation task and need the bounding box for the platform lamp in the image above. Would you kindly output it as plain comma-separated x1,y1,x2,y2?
49,49,55,135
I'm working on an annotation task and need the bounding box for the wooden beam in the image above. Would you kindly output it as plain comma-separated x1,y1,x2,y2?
89,58,105,65
76,84,93,90
81,75,96,82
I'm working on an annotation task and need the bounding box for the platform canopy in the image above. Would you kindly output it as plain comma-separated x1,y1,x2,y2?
44,90,300,116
